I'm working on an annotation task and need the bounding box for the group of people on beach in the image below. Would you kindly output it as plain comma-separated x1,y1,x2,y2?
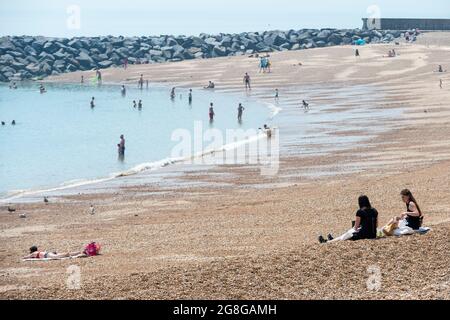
318,189,426,244
259,55,272,73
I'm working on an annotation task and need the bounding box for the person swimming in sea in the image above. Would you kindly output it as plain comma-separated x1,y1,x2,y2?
138,100,143,109
90,97,95,109
1,121,5,126
133,100,137,108
39,84,46,94
170,87,176,99
9,82,17,89
12,120,16,125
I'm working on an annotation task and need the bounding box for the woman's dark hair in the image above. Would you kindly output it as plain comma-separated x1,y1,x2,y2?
30,246,38,253
401,189,422,215
358,195,372,209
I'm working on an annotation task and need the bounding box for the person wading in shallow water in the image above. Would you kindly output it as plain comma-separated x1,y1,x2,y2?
209,103,215,122
237,103,245,122
90,97,95,109
118,135,126,156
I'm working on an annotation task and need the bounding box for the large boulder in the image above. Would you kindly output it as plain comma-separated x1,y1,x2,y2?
316,29,332,40
76,52,95,68
98,60,113,68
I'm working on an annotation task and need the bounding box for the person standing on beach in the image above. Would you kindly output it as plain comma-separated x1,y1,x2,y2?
209,103,215,122
275,89,279,99
90,97,95,109
355,49,360,57
81,75,84,84
243,73,251,90
96,70,102,84
237,103,245,122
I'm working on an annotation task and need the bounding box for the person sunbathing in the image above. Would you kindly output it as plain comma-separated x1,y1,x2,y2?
319,195,378,243
23,243,101,260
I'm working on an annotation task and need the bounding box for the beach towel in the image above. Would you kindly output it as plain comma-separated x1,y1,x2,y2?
23,254,87,262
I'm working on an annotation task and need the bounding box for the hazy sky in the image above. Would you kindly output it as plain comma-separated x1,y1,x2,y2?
1,0,449,37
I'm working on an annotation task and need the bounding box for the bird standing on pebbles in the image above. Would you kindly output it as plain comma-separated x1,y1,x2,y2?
90,205,95,215
44,197,49,204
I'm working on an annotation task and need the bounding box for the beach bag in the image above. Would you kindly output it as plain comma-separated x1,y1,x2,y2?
84,242,101,256
383,221,398,236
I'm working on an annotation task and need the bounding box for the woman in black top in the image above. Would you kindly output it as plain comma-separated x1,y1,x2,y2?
319,195,378,243
399,189,423,230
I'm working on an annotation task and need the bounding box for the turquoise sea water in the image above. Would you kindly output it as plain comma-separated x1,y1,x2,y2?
0,83,271,198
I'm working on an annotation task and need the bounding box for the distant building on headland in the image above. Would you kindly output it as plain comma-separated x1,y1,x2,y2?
362,18,450,31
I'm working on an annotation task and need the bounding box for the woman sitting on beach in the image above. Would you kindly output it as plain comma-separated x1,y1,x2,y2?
319,195,378,243
398,189,423,230
23,243,101,260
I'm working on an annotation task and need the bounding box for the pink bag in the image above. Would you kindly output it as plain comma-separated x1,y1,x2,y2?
84,242,101,256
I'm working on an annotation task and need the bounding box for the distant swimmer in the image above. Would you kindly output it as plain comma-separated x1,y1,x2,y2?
170,87,176,99
12,120,16,125
39,84,46,94
243,73,251,90
90,97,95,109
118,135,126,155
188,89,193,104
133,100,137,108
1,121,5,126
9,82,17,89
302,100,310,110
138,100,143,109
237,103,245,122
209,103,215,122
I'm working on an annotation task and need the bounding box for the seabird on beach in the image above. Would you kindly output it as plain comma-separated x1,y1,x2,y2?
44,197,49,204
